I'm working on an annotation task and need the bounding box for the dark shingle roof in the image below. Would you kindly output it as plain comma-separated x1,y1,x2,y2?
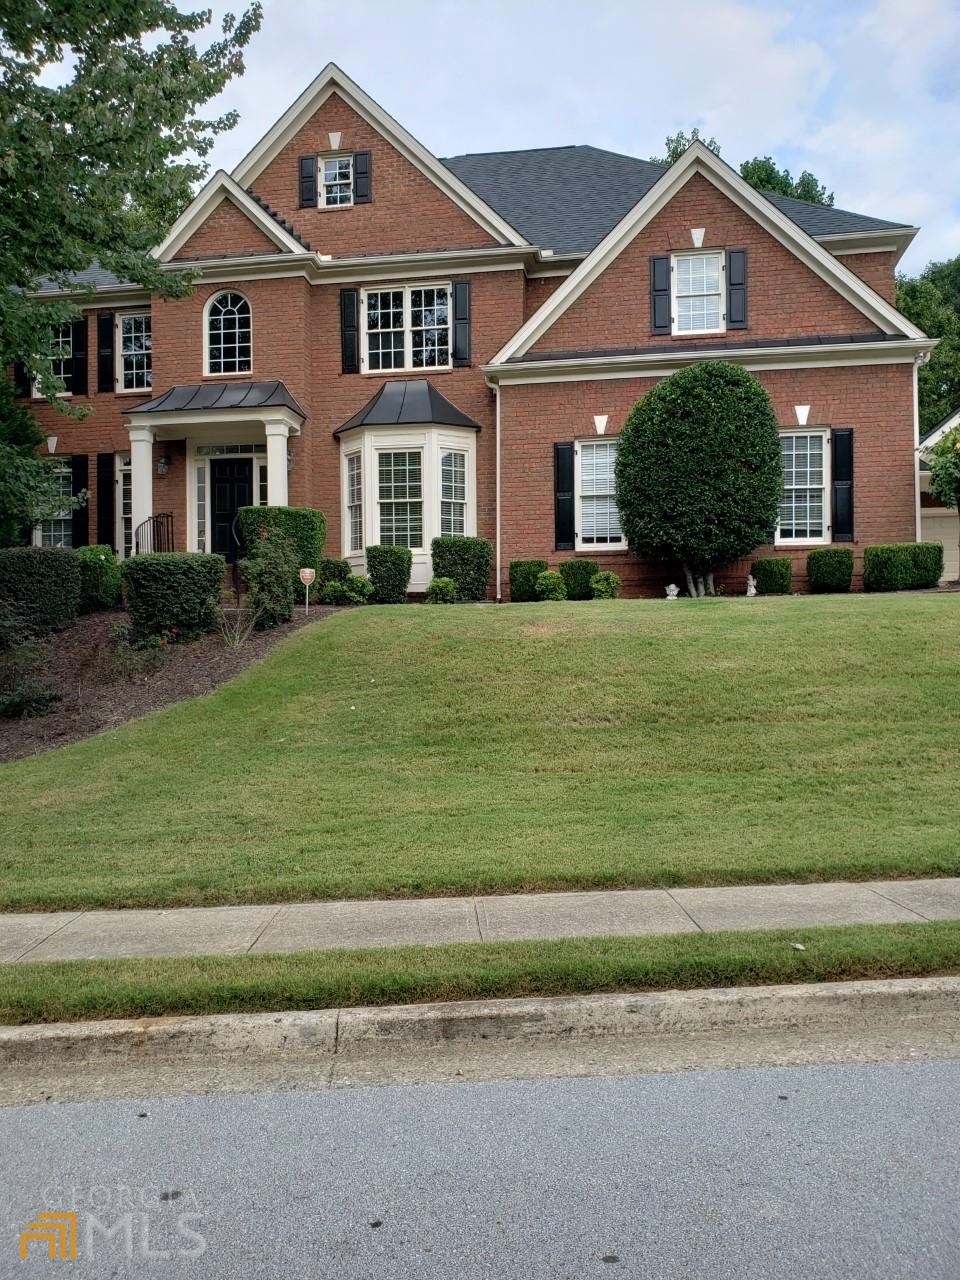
34,263,128,294
129,380,305,417
510,331,897,364
441,145,912,254
334,379,481,435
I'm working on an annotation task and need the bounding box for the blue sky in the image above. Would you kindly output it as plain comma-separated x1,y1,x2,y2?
204,0,959,274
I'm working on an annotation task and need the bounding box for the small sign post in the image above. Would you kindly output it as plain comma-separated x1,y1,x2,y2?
299,567,316,616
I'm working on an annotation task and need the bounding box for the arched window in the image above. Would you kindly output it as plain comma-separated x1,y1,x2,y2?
206,292,252,375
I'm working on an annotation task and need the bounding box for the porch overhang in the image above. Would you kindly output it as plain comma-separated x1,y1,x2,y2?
125,380,304,438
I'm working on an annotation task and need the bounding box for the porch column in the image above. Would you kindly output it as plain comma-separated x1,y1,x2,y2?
128,426,155,548
264,418,290,506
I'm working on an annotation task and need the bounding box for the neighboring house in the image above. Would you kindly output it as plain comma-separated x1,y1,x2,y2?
919,407,960,581
18,64,937,595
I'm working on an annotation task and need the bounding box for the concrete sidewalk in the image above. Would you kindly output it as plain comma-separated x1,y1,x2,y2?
1,877,958,964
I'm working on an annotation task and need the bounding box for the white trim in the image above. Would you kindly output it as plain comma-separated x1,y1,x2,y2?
490,141,926,366
202,290,253,378
124,405,302,439
318,151,354,209
230,63,527,248
671,249,726,337
775,428,831,547
920,406,960,452
151,172,305,263
186,437,268,554
574,437,624,553
360,282,452,374
817,227,918,262
115,310,152,394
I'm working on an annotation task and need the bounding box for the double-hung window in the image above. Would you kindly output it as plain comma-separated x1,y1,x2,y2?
321,154,353,207
33,324,73,396
37,463,73,548
362,285,450,372
378,451,423,548
576,440,623,549
777,432,829,544
346,454,363,553
672,252,724,335
440,452,466,536
119,313,152,391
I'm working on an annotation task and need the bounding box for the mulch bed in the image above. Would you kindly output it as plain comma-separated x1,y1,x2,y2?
0,606,333,764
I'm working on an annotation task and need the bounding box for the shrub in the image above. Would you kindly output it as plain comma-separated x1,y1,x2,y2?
366,544,412,603
590,570,621,599
0,677,61,719
750,557,792,595
425,576,458,604
318,557,350,587
121,553,226,640
240,530,298,629
509,559,548,603
806,548,854,594
321,574,373,606
76,544,122,611
236,506,326,602
910,542,945,588
430,536,492,601
0,546,80,633
863,542,945,592
535,569,567,601
0,599,36,651
559,558,600,601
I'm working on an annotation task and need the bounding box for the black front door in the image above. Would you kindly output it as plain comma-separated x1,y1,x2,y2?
210,458,252,562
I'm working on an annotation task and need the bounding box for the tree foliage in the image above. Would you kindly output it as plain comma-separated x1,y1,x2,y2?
0,376,83,546
615,362,783,597
897,263,960,436
0,0,263,385
738,156,834,206
649,128,721,166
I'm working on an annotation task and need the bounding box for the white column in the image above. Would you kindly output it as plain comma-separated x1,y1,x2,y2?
264,419,290,506
128,426,155,549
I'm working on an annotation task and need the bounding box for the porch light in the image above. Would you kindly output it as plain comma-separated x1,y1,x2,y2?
157,452,171,476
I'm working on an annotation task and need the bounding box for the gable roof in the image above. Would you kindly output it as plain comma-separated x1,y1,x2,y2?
152,171,308,262
920,406,960,448
442,145,915,256
491,141,926,366
231,63,527,249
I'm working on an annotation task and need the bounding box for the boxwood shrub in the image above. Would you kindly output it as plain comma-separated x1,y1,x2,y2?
559,558,600,601
320,574,373,605
535,569,567,601
319,557,350,587
863,542,944,592
236,506,326,602
76,544,122,611
0,546,80,634
121,553,225,640
750,557,792,595
590,570,621,599
806,548,853,594
425,576,457,604
430,536,492,600
509,559,548,603
240,531,298,629
366,545,412,602
911,542,945,588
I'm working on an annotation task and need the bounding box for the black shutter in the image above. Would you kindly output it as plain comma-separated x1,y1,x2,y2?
71,454,89,548
726,249,747,329
70,316,88,395
650,256,671,334
831,428,854,542
96,452,116,549
340,288,360,374
97,312,115,393
452,282,471,367
298,154,317,208
353,150,372,204
555,442,575,551
12,362,31,397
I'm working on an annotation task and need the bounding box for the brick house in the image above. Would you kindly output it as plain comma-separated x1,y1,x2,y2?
21,63,936,595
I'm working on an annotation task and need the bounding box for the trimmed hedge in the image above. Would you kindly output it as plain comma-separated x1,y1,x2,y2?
425,576,458,604
240,531,298,629
319,557,350,587
559,558,600,601
750,557,792,595
121,553,225,640
863,542,944,592
535,570,567,601
76,545,122,611
509,559,548,603
0,546,80,634
430,536,492,601
806,548,853,594
365,545,412,602
320,574,372,606
590,570,621,599
236,506,326,602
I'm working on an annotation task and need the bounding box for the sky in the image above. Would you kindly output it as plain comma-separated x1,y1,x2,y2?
202,0,960,275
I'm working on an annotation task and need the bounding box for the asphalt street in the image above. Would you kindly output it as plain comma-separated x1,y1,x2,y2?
2,1057,959,1278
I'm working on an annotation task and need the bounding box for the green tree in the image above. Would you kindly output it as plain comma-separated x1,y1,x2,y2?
0,0,263,392
649,128,721,166
738,156,834,206
0,375,85,547
926,425,960,581
896,270,960,436
615,361,783,597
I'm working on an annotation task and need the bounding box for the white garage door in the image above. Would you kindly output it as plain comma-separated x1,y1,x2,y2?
921,509,960,581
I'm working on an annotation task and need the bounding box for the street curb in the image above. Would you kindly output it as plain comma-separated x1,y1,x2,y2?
2,978,959,1068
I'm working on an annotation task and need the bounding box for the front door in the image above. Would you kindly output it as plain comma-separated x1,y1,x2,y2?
210,458,252,562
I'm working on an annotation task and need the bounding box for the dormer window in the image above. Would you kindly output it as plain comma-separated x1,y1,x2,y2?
321,154,353,207
299,150,372,209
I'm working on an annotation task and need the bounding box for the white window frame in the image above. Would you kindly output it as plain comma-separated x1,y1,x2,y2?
575,438,624,552
775,429,831,547
345,452,363,553
440,450,467,537
377,449,424,549
319,152,354,208
116,312,152,393
116,453,133,558
360,283,452,374
203,291,252,377
31,323,73,398
33,460,73,548
671,250,726,337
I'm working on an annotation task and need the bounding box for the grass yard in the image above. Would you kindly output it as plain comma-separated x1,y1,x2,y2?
1,594,958,912
0,921,957,1025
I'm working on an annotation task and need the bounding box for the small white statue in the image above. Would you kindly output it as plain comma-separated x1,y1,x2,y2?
665,583,680,599
746,574,758,597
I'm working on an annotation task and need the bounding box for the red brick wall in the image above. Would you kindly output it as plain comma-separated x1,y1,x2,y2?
173,198,280,260
252,92,499,257
834,251,898,306
524,275,564,320
529,174,875,356
498,362,916,597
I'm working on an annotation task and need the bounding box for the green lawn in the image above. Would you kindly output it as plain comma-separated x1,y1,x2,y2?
1,595,958,911
1,921,958,1025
